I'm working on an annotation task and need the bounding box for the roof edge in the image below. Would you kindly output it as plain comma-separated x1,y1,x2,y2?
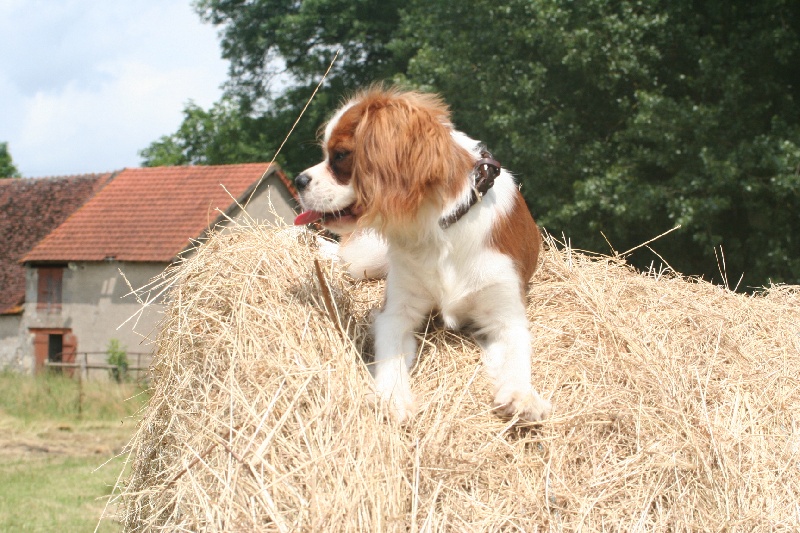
18,170,120,264
176,163,293,259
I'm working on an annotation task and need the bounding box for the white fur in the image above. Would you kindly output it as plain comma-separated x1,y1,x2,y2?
337,229,389,279
297,114,551,424
298,161,358,217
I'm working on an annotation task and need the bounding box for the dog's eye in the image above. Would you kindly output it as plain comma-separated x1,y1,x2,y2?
333,151,350,162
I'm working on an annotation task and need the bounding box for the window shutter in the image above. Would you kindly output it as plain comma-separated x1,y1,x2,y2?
36,268,63,312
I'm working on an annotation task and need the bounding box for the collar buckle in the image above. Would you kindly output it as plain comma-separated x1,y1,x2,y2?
439,148,501,229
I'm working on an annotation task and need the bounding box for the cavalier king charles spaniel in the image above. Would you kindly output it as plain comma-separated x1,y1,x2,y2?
294,87,551,423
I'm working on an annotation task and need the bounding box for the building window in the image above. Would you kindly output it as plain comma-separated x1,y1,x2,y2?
37,267,63,313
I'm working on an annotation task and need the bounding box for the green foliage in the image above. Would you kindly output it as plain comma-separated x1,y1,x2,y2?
141,0,412,172
399,0,800,286
106,339,129,384
146,0,800,287
0,142,21,178
195,0,409,98
140,98,269,166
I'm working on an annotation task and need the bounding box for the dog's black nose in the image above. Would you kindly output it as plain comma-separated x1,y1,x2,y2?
295,173,311,192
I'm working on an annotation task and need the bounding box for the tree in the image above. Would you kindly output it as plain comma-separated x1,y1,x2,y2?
398,0,800,286
141,98,266,166
144,0,800,287
156,0,413,171
0,142,21,178
194,0,409,102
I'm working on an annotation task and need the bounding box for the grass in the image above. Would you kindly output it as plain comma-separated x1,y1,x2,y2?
0,370,148,422
0,371,149,532
0,456,120,532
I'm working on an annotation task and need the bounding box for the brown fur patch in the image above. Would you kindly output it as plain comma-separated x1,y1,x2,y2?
327,88,473,227
490,191,542,296
326,108,360,185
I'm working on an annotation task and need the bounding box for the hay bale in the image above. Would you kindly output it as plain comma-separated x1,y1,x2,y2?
118,220,800,531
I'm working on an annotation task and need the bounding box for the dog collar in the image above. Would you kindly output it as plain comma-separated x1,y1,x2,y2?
439,149,501,229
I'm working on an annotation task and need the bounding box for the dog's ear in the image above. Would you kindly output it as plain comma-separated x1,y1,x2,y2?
352,92,473,227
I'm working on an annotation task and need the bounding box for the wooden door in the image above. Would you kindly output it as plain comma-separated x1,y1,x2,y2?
30,328,76,375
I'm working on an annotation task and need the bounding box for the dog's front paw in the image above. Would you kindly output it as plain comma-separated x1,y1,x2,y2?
367,383,416,424
316,236,340,260
493,388,552,422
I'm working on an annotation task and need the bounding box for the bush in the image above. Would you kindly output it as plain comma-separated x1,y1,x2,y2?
106,339,129,383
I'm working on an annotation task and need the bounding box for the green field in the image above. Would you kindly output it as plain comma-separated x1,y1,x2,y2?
0,372,148,532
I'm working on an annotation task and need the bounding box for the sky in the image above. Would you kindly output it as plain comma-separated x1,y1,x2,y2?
0,0,229,177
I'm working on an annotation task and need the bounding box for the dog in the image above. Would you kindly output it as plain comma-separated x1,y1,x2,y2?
294,87,551,423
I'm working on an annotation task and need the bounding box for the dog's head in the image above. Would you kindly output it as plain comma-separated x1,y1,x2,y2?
294,87,473,234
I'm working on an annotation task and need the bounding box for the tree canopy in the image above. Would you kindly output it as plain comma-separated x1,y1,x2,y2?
0,142,21,178
142,0,800,288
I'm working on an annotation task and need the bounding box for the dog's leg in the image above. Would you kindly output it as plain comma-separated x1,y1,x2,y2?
473,285,552,422
371,298,427,423
338,229,389,279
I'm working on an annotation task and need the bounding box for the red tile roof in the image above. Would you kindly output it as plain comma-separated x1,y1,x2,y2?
22,163,289,264
0,174,112,314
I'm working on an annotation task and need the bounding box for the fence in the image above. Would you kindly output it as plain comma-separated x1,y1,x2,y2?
44,351,153,382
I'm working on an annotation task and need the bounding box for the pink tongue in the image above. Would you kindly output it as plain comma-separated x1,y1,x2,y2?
294,210,324,225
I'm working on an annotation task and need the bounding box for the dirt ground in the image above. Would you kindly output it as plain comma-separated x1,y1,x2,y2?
0,415,134,460
0,415,136,532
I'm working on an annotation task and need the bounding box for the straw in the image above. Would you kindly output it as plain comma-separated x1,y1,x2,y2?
116,217,800,531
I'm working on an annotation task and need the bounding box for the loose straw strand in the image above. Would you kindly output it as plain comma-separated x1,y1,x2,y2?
244,49,341,209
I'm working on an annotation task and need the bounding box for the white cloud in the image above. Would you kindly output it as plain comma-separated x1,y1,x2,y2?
18,60,223,174
0,0,229,177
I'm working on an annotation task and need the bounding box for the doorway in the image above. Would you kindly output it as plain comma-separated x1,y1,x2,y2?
31,328,76,375
48,334,64,373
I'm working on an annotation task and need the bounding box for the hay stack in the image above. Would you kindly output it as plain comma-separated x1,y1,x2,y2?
117,220,800,531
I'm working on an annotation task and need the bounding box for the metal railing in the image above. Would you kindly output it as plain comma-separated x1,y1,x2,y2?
44,351,152,381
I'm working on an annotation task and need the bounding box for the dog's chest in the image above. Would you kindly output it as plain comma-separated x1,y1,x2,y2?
391,242,478,310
